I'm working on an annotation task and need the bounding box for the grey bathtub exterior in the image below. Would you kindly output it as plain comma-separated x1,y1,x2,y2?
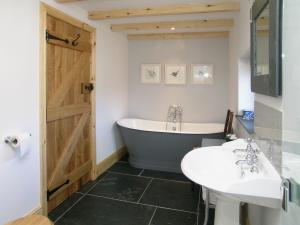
118,126,224,173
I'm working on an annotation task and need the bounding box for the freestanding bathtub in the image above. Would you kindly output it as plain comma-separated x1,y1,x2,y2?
117,118,225,173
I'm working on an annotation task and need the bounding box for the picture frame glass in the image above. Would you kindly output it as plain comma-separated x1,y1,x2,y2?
192,64,214,84
165,65,186,85
141,64,161,84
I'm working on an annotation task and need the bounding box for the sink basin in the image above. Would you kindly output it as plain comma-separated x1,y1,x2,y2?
181,146,281,208
181,140,282,225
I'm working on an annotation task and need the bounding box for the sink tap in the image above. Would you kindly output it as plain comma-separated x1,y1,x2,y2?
233,148,247,153
246,152,259,165
235,159,248,165
235,138,260,173
250,165,259,173
233,138,259,154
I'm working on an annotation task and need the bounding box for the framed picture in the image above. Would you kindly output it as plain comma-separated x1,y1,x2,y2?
191,64,214,85
141,64,161,84
165,64,187,85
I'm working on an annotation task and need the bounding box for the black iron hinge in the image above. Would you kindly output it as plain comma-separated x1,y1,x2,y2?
47,179,70,201
46,30,69,44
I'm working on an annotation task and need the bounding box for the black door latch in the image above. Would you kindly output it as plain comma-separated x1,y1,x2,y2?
81,83,94,94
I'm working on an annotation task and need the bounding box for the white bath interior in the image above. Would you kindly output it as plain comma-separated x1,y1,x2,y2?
117,118,224,134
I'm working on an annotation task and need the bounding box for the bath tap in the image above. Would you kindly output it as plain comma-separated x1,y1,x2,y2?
166,105,183,131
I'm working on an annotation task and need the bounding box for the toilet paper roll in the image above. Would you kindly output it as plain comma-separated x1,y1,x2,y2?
10,133,31,157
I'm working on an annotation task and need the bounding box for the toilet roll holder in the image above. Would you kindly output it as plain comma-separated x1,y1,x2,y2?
4,136,19,145
4,134,32,146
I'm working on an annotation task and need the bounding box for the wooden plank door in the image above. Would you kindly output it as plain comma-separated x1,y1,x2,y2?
45,14,95,212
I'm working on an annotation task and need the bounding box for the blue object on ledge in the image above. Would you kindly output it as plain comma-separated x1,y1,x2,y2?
242,110,255,120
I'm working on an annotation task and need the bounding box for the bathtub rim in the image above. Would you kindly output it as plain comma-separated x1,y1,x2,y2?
117,118,225,135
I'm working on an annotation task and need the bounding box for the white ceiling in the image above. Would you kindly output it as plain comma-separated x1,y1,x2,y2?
64,0,240,34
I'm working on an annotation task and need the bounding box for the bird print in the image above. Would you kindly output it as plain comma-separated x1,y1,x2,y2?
147,69,157,78
197,69,209,78
197,70,205,76
170,70,180,77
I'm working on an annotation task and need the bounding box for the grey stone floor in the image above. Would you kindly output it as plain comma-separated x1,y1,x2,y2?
48,155,215,225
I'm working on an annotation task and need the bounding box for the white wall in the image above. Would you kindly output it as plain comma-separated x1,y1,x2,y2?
128,39,230,123
238,59,254,112
229,0,254,115
0,0,128,223
0,1,39,224
96,23,128,162
228,13,239,113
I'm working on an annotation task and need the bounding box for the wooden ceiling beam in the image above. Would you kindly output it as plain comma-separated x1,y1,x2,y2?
55,0,85,3
111,19,234,32
128,31,229,40
89,2,240,20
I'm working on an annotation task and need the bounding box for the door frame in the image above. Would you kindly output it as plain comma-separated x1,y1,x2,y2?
39,3,96,215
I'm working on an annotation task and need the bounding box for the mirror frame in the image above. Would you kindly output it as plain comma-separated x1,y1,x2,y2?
251,0,282,97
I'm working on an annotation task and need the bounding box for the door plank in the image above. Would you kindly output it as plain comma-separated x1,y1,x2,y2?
47,103,90,122
48,160,92,200
48,112,89,189
47,54,85,108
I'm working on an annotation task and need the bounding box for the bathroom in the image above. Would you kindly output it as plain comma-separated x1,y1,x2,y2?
0,0,299,225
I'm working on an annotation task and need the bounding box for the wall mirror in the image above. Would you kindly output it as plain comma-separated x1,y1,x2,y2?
251,0,282,97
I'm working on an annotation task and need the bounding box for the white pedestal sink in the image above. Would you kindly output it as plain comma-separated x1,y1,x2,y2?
181,139,282,225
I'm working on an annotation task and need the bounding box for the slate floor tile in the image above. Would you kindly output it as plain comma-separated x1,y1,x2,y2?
108,162,142,175
141,169,190,182
89,173,151,202
49,193,83,222
140,179,199,212
150,208,197,225
77,173,106,194
56,195,155,225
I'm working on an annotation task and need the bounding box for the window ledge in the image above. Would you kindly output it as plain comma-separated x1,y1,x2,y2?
236,115,254,134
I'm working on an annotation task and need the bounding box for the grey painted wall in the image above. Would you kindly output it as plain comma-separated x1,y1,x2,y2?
254,101,282,172
235,102,283,225
128,38,230,123
236,101,282,172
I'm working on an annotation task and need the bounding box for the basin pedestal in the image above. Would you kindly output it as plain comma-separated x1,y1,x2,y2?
214,195,240,225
